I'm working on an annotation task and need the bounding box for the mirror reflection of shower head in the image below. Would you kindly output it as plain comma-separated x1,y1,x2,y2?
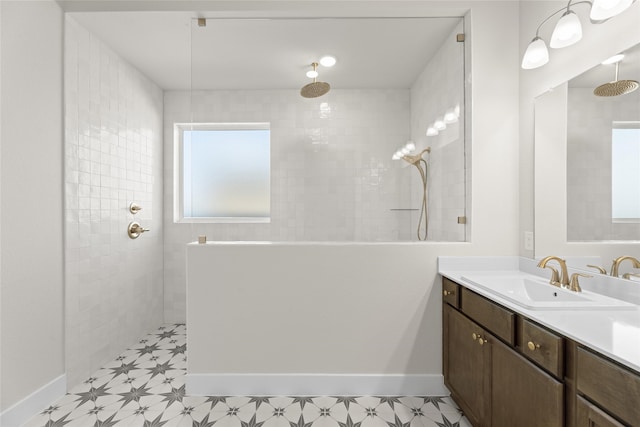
301,62,331,98
594,60,639,97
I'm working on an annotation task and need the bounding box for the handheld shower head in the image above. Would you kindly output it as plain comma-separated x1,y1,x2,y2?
402,147,431,165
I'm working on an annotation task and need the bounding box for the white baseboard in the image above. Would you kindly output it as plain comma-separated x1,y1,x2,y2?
0,374,66,427
186,373,447,396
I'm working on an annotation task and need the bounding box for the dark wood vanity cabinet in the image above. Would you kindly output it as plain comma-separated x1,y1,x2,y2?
443,304,490,426
442,277,640,427
443,278,562,427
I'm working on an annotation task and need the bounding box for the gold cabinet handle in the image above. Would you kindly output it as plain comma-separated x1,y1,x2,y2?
478,337,487,346
472,333,478,341
443,290,454,296
527,341,541,351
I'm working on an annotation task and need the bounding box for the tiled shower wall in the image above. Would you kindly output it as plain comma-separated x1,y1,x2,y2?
163,89,412,322
64,17,164,388
567,87,640,241
410,20,466,242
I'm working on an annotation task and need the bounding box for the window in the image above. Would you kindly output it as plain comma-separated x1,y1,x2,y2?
611,122,640,222
174,123,270,223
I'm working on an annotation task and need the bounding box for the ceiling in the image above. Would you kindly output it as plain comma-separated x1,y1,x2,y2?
69,12,462,91
569,42,640,89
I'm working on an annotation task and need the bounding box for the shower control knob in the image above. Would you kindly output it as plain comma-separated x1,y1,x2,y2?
127,221,149,239
129,203,142,214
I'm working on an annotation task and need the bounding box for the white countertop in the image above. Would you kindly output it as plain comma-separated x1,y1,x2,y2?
439,256,640,374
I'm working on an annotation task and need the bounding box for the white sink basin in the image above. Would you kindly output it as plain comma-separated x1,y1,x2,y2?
460,273,636,310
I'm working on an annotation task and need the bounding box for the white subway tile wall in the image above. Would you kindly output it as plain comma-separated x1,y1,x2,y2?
567,87,640,241
163,89,413,322
64,16,164,388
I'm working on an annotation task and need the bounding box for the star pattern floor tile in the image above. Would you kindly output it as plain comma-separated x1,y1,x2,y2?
24,324,471,427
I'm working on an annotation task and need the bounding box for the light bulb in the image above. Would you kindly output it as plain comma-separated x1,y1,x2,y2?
550,11,582,48
426,127,439,136
434,118,446,131
521,36,549,69
319,56,337,67
590,0,634,21
306,70,319,78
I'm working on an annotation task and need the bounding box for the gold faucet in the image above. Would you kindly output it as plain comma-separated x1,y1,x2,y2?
537,256,569,288
610,256,640,277
568,273,591,292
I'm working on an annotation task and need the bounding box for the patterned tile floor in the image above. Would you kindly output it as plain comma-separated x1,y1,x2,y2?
25,324,471,427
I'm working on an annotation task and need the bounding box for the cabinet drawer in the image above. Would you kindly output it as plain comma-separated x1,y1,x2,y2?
460,287,515,345
577,347,640,426
520,318,563,378
442,278,460,308
576,396,624,427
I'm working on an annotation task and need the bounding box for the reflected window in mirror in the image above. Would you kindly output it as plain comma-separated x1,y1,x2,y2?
612,122,640,223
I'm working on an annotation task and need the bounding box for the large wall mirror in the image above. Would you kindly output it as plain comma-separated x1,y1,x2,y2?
535,42,640,279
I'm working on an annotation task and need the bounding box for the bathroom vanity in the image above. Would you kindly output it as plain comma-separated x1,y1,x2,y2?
439,257,640,427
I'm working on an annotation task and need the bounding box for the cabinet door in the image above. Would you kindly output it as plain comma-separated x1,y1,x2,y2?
576,397,625,427
492,338,564,427
443,304,491,427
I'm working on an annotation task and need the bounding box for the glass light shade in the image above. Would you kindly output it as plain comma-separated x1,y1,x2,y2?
590,0,634,21
434,118,446,131
306,70,319,78
405,141,416,152
426,127,438,136
319,56,337,67
550,11,582,48
522,37,549,69
392,153,400,160
401,147,411,155
444,108,458,124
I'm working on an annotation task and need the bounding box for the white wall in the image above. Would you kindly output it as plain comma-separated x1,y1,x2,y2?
63,16,165,388
187,243,448,395
519,1,640,258
0,0,65,413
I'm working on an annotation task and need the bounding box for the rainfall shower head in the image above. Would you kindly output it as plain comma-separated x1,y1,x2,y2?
594,61,639,97
301,62,331,98
301,81,331,98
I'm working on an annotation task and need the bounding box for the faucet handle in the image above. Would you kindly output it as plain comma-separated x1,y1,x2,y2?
622,273,640,280
541,265,561,287
569,273,592,292
586,264,607,274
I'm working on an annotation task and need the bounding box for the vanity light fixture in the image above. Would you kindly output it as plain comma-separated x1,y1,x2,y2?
522,0,635,70
426,127,439,136
590,0,636,21
444,108,459,124
550,9,583,48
